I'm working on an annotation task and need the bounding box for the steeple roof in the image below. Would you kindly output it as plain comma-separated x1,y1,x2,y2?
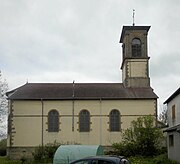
120,26,151,43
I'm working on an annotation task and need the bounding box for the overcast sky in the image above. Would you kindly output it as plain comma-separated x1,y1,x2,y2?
0,0,180,114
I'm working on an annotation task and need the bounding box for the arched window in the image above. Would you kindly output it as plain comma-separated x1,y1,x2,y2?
109,109,120,132
79,110,90,132
132,38,141,57
48,110,59,132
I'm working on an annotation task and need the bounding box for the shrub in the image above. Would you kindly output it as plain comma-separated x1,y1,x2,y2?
32,141,60,161
111,116,165,157
32,145,44,161
0,139,6,156
44,141,60,159
112,142,137,157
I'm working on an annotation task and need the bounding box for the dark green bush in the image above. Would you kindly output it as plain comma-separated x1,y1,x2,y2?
32,141,60,161
111,142,137,157
44,141,60,159
32,145,44,161
111,116,166,157
0,139,6,156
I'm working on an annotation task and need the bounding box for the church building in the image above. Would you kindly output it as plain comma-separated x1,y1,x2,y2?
6,25,158,159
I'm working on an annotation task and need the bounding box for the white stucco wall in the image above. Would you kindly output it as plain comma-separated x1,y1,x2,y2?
167,132,180,163
7,99,156,148
166,92,180,163
167,94,180,127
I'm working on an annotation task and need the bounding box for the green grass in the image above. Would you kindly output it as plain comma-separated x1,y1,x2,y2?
0,156,21,164
129,154,179,164
0,156,52,164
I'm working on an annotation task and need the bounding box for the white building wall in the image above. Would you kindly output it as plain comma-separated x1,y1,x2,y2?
167,94,180,127
166,91,180,163
8,99,156,147
167,132,180,162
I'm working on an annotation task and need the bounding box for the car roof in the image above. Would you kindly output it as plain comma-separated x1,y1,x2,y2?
70,155,124,163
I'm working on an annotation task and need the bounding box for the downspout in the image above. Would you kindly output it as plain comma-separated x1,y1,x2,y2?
155,98,158,127
41,98,44,147
9,100,13,148
99,98,102,145
72,81,75,131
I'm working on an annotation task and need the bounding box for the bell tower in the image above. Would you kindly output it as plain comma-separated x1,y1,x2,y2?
120,26,151,88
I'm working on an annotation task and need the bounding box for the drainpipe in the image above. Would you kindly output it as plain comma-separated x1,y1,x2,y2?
72,81,75,131
41,98,44,148
155,99,158,127
99,98,102,145
9,100,13,148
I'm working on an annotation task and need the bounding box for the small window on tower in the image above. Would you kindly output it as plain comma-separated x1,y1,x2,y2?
132,38,142,57
122,43,125,58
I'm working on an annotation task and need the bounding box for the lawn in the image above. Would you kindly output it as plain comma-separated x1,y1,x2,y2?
129,154,179,164
0,156,52,164
0,156,21,164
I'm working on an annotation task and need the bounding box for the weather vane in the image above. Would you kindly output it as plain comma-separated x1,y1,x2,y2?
133,9,135,26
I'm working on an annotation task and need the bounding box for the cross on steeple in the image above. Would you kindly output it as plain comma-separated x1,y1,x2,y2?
133,9,135,26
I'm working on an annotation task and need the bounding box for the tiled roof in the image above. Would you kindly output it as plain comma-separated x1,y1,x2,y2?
7,83,158,100
120,26,151,43
163,124,180,133
164,87,180,104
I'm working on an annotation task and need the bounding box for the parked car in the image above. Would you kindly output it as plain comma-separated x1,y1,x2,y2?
70,156,130,164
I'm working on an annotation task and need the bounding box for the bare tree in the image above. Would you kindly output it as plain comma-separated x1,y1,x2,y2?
158,105,168,126
0,71,8,139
